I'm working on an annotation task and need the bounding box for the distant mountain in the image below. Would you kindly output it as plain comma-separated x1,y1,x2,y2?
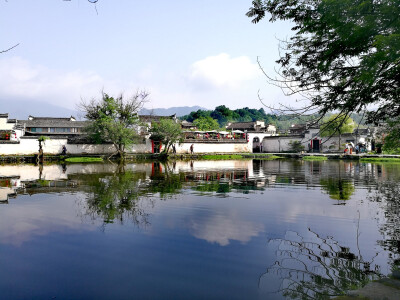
0,99,81,120
139,106,207,117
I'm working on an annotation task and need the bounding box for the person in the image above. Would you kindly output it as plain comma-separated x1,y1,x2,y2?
61,145,67,155
190,144,194,154
355,144,359,154
172,144,176,154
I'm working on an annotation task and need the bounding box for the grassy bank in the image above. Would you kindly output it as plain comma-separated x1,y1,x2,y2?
360,157,400,163
65,157,104,163
302,156,328,161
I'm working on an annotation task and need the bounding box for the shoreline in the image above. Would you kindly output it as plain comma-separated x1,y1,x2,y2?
1,152,400,164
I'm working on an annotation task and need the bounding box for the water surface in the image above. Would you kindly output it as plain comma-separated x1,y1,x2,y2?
0,160,399,299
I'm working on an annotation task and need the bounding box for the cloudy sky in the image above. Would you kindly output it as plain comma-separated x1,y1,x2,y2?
0,0,293,113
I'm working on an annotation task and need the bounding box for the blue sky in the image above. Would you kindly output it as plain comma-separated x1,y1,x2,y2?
0,0,293,112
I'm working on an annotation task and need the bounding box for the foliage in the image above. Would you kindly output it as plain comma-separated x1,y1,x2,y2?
288,140,305,153
38,136,49,142
246,0,400,124
382,119,400,153
80,91,149,157
320,178,355,201
320,114,355,137
65,157,103,163
181,106,278,127
150,118,183,154
193,116,220,131
83,170,150,225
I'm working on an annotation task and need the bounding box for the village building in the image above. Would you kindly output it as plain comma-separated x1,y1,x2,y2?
20,116,87,137
0,112,380,155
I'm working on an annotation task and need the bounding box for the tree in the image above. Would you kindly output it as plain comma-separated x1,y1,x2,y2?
193,116,220,131
149,118,183,154
246,0,400,124
288,140,304,153
382,119,400,153
320,114,355,151
80,91,149,158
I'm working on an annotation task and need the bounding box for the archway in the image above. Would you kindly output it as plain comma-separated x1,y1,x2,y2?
252,137,260,153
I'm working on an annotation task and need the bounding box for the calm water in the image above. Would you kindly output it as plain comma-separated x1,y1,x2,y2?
0,160,399,300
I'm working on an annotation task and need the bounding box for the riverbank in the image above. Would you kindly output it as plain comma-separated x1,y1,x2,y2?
1,152,400,164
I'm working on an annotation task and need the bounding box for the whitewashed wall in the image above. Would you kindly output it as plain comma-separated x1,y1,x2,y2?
0,138,250,155
262,136,304,152
174,142,250,154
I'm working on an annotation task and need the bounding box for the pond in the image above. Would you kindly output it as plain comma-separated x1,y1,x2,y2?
0,159,399,299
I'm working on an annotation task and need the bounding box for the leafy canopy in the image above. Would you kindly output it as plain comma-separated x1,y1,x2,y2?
320,114,355,137
80,91,149,156
193,116,220,131
150,118,183,153
246,0,400,124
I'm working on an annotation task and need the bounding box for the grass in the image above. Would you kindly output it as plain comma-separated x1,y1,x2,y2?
65,157,103,163
360,157,400,163
202,154,245,160
302,156,328,161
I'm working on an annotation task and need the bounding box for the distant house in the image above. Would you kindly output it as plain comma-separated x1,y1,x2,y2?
19,116,87,137
180,120,196,130
226,121,276,134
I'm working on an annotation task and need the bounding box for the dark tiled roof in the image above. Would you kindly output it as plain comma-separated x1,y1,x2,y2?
139,115,176,122
226,122,256,130
0,113,9,118
19,118,87,128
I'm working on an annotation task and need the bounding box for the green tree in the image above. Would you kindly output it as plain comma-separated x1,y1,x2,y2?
320,114,355,151
246,0,400,124
320,178,355,201
150,118,183,154
288,140,305,153
193,116,220,131
382,119,400,153
80,91,149,158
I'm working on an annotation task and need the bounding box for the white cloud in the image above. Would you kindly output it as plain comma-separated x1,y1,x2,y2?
189,53,260,89
0,57,107,109
188,212,264,246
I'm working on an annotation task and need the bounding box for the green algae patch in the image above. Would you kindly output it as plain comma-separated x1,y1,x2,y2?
65,157,103,163
302,156,328,161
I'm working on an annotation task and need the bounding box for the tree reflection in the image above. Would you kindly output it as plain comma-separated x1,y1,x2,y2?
83,169,151,225
320,178,355,202
259,228,381,299
369,179,400,265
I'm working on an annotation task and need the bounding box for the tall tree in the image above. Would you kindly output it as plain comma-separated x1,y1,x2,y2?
193,116,220,131
150,118,183,154
80,91,149,158
320,114,355,151
246,0,400,124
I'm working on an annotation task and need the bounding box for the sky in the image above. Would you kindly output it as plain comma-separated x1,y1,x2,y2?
0,0,294,113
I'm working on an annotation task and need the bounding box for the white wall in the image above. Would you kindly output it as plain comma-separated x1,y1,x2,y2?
0,137,249,155
174,142,250,154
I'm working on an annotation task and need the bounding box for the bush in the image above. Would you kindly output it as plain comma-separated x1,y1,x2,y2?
288,140,305,153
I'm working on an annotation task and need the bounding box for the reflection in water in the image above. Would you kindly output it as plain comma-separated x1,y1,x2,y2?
260,228,381,299
320,178,355,202
1,160,400,299
369,178,400,268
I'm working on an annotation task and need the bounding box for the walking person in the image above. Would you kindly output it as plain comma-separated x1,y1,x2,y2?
190,144,194,155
